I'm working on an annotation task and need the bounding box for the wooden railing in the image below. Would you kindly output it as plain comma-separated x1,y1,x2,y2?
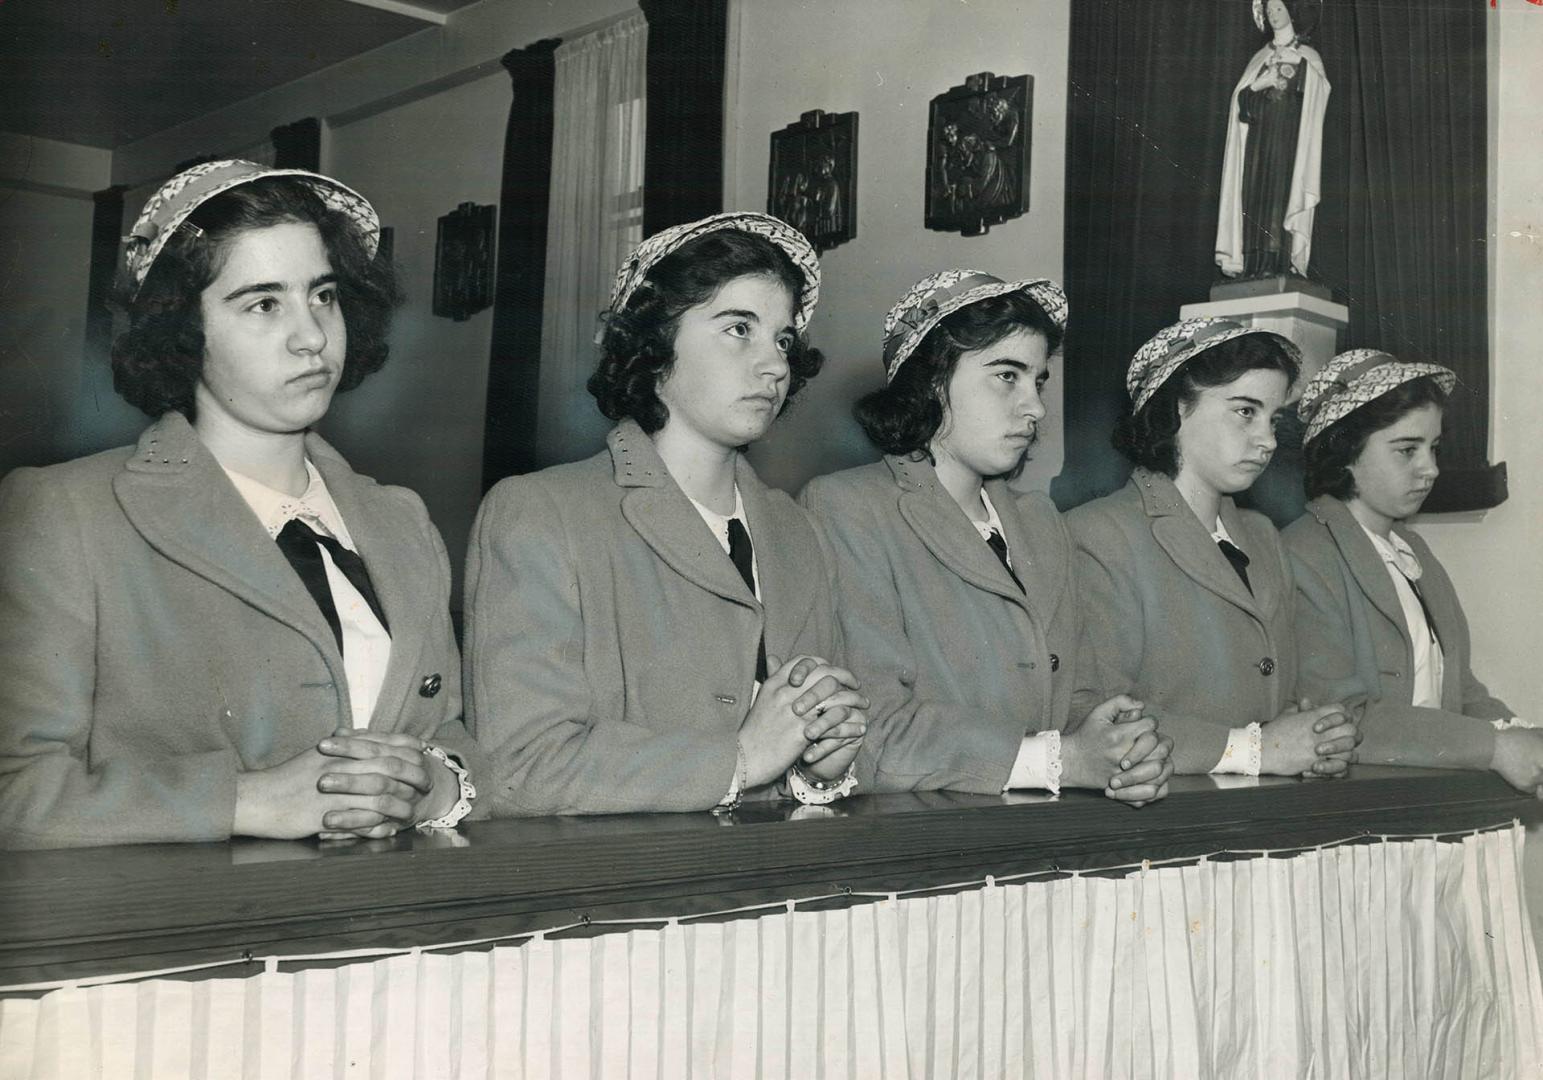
1,765,1534,992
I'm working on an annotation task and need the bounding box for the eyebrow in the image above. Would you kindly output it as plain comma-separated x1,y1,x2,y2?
712,307,760,322
1228,394,1289,418
221,272,338,303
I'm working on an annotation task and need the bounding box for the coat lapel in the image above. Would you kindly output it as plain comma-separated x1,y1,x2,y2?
986,478,1062,628
612,422,759,608
737,458,819,664
1313,496,1410,648
1134,469,1260,616
111,415,347,688
890,457,1030,612
308,433,431,731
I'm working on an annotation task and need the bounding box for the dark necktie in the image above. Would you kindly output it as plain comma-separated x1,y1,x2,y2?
1217,537,1253,595
1399,572,1442,649
984,528,1025,593
275,517,391,654
725,517,768,682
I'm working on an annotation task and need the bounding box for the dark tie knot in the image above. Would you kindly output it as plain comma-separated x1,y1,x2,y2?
1216,537,1253,595
275,516,391,651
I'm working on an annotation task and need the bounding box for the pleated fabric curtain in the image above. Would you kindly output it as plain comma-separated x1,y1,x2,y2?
3,828,1541,1079
269,118,321,172
638,0,727,235
534,12,649,468
480,40,560,489
1307,0,1498,511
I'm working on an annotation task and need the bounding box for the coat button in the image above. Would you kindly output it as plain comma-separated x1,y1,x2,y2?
1049,653,1060,673
419,673,442,698
1258,657,1275,677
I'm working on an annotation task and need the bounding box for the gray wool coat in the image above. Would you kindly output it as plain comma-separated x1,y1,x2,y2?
463,420,842,816
0,413,479,850
799,457,1080,795
1066,468,1297,774
1282,495,1509,768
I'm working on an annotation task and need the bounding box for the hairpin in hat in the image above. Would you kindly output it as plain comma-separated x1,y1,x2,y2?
1126,317,1302,413
605,211,821,332
881,269,1068,383
1296,348,1456,446
121,159,380,299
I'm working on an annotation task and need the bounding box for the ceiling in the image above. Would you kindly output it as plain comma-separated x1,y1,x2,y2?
0,0,483,149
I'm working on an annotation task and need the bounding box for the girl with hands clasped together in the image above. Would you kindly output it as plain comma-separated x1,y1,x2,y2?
800,270,1171,804
1286,351,1540,795
0,162,478,849
465,213,863,814
1067,318,1360,779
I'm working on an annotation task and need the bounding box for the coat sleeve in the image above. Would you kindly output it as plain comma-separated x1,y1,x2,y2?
1286,539,1495,769
0,468,240,849
463,479,739,815
414,511,487,808
799,481,1019,794
1069,516,1230,775
1426,559,1513,724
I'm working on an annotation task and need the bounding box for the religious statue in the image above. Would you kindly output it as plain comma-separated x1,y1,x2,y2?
1215,0,1330,279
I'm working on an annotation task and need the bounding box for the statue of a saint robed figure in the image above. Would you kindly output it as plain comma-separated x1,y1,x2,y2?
1216,0,1331,279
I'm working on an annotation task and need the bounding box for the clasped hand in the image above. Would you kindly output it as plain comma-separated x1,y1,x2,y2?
738,654,868,788
1062,694,1173,807
233,732,458,842
1262,699,1360,778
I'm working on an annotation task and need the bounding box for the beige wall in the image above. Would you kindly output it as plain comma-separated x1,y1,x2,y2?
0,134,122,475
320,72,511,598
725,0,1071,496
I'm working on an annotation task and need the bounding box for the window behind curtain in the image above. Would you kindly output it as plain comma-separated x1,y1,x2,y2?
535,11,648,467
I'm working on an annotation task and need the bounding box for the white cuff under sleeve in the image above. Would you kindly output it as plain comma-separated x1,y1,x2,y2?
1210,723,1263,776
1005,729,1063,794
1493,717,1537,730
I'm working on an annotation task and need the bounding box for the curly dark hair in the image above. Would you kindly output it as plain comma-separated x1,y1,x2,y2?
110,175,401,420
1303,375,1447,501
587,229,823,434
853,291,1063,480
1112,333,1300,477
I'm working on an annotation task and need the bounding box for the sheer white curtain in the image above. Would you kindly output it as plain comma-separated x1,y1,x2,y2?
4,828,1542,1078
536,11,648,465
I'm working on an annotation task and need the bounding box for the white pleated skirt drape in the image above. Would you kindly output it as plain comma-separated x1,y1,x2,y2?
3,826,1540,1079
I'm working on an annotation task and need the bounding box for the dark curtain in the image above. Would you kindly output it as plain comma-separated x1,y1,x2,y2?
1055,0,1497,520
270,117,321,171
639,0,728,234
84,185,126,361
480,40,560,490
1310,0,1499,511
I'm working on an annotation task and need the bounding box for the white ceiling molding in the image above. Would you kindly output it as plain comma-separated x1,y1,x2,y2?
334,0,449,25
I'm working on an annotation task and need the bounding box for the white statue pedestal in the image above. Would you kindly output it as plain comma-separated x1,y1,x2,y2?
1179,291,1349,385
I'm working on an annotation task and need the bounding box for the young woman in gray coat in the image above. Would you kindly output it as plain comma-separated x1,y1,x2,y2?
466,214,865,815
1284,350,1540,794
1067,318,1360,777
0,161,479,848
800,270,1173,802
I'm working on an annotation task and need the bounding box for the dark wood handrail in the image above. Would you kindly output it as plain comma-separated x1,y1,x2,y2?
1,766,1533,990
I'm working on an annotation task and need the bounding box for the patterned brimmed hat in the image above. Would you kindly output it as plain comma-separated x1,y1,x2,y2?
882,269,1068,383
123,159,380,299
606,212,820,331
1297,349,1456,446
1127,317,1302,413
